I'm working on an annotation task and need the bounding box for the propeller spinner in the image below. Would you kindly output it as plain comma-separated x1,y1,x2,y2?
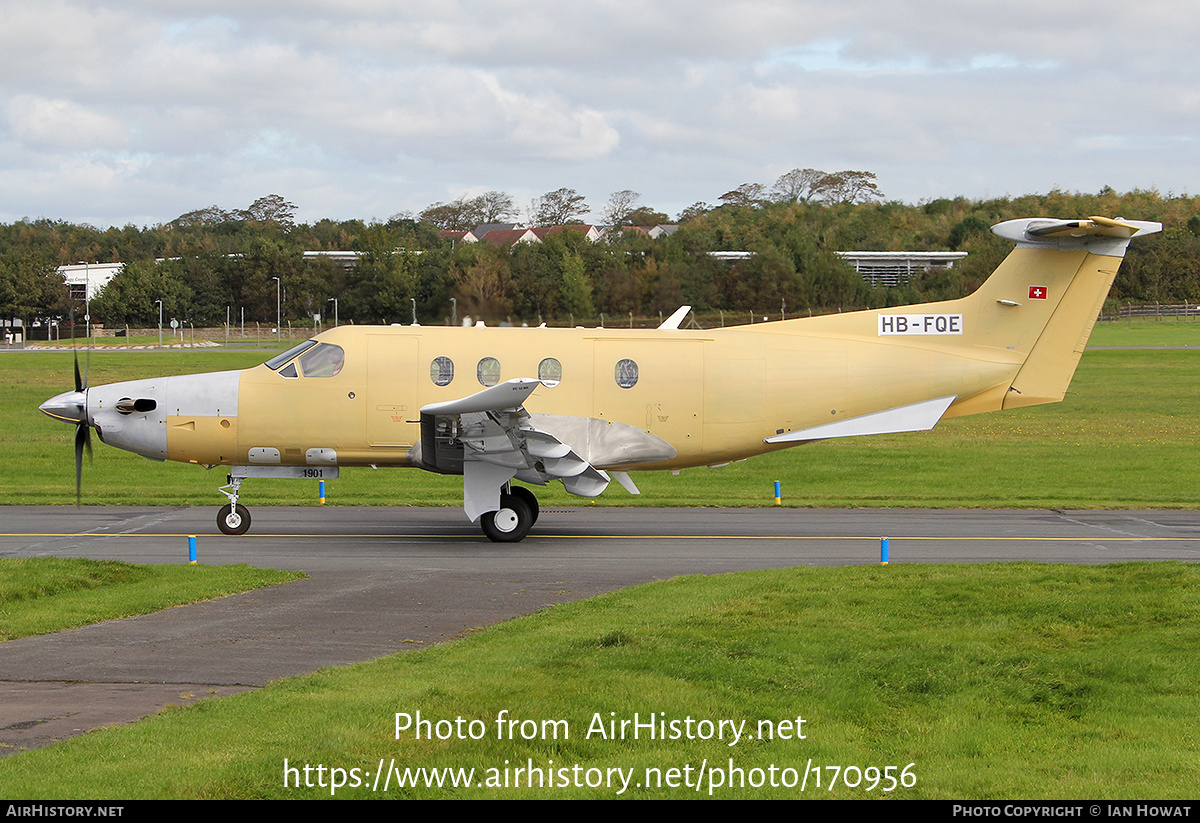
39,350,92,503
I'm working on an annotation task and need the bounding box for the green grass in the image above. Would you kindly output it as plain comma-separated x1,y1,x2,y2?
6,322,1200,509
29,335,296,349
2,562,1197,799
0,557,304,641
1090,316,1200,347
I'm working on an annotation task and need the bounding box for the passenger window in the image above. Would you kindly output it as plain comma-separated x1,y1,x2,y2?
615,359,638,389
298,343,345,378
430,356,454,386
477,357,501,387
538,357,562,387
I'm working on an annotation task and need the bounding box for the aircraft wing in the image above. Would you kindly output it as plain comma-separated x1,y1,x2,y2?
420,378,541,416
417,378,613,521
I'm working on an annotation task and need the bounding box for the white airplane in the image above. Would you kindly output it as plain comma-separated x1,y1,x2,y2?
40,216,1160,541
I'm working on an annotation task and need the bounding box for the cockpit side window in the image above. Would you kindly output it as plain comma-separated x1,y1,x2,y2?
265,340,318,370
298,343,345,378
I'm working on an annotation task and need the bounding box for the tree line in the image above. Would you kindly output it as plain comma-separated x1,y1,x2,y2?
2,180,1199,331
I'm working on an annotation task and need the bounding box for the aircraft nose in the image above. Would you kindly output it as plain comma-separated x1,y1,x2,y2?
40,390,88,424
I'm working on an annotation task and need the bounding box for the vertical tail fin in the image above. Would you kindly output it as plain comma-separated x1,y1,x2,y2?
970,217,1161,409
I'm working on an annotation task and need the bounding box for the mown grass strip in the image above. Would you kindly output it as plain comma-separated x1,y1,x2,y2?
2,562,1197,799
0,557,304,641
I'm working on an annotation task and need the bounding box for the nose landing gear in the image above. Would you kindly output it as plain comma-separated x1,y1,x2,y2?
217,475,250,535
217,502,251,535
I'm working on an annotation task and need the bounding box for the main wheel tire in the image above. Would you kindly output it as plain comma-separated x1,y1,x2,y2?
481,494,533,543
508,486,539,525
217,503,251,536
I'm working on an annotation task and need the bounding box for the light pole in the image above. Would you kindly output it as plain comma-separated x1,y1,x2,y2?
272,276,281,343
450,297,457,326
155,299,162,348
79,262,90,344
327,297,338,328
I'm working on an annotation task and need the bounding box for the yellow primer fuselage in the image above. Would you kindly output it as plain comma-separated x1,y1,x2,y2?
162,243,1123,473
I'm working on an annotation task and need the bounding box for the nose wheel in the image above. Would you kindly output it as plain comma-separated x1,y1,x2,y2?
217,503,251,536
216,474,251,535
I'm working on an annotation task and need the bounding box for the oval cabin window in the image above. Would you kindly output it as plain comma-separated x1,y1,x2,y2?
430,356,454,386
614,359,639,389
538,357,562,387
477,357,501,387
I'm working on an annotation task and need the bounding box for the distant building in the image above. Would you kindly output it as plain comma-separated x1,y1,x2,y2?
57,262,125,302
530,224,602,242
619,224,678,239
478,228,541,248
835,251,968,288
303,250,364,268
703,249,969,287
471,223,518,238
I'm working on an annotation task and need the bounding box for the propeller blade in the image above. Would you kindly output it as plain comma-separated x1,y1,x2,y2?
74,422,85,504
66,310,91,505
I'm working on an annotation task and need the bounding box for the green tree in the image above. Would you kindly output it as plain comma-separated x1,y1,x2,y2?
90,260,191,326
530,188,589,226
559,251,595,319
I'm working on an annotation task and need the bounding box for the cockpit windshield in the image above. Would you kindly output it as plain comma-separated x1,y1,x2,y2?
265,340,318,370
265,340,345,378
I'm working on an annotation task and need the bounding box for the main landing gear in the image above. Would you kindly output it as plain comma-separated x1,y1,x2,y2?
481,485,540,543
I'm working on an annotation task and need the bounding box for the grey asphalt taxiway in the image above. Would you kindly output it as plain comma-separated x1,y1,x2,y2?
2,505,1198,755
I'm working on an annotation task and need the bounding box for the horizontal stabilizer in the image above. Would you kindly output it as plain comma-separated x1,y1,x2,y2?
992,217,1161,253
764,395,957,444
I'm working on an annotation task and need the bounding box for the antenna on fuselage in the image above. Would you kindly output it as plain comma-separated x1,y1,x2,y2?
657,305,692,330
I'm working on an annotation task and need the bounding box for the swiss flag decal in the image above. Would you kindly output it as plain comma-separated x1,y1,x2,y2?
1029,285,1047,299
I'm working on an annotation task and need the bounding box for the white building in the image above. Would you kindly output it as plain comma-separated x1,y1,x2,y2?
57,262,126,302
836,251,968,288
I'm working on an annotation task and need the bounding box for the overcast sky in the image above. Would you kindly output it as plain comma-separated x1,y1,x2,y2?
3,0,1197,228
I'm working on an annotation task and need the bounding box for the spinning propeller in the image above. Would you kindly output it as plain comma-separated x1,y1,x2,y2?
71,350,92,503
38,337,92,504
